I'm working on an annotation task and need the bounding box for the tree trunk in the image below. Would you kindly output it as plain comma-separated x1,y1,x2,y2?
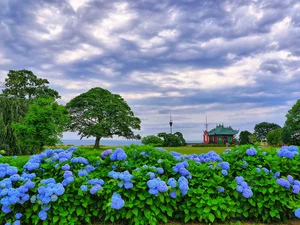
94,137,101,149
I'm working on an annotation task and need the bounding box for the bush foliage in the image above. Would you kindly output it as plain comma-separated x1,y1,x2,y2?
0,145,300,224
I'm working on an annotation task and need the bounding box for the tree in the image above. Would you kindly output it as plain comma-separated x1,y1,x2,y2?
2,70,60,99
248,134,257,144
13,97,70,151
284,99,300,145
266,128,283,146
157,132,186,147
254,122,281,141
142,135,163,146
0,96,28,155
239,131,252,144
66,87,141,149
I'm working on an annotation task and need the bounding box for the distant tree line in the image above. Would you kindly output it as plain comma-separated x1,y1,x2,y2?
0,70,141,155
239,101,300,146
142,132,186,147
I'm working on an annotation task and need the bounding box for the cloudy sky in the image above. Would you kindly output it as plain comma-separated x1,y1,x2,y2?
0,0,299,141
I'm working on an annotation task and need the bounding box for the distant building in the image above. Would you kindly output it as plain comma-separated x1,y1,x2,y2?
203,124,239,144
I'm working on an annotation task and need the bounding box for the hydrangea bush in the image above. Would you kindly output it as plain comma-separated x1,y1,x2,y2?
0,144,300,224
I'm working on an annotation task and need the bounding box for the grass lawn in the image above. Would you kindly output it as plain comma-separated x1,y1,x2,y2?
2,145,276,160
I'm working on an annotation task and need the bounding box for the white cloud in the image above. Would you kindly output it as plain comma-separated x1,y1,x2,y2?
68,0,90,12
56,44,103,64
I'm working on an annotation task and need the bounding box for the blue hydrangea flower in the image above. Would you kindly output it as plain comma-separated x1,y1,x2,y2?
246,148,257,156
292,185,300,194
80,185,88,192
236,185,243,193
242,188,253,198
221,170,228,176
90,185,102,194
168,178,177,188
169,191,177,199
111,192,125,210
256,168,261,173
288,175,294,184
277,178,290,189
147,172,155,179
217,187,224,193
124,181,133,189
38,210,47,220
217,162,230,170
235,176,244,185
15,213,22,219
61,164,70,171
78,169,88,177
295,208,300,218
101,149,112,159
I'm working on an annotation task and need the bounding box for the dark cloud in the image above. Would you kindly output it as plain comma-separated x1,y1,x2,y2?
0,0,299,140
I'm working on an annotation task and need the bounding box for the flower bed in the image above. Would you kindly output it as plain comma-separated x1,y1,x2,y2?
0,145,300,225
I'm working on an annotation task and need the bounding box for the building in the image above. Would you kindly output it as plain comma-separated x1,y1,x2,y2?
203,124,239,144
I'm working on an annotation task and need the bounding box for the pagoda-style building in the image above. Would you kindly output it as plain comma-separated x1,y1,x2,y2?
203,124,239,144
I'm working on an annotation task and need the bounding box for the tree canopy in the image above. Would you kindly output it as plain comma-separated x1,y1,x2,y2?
2,70,60,99
66,87,141,148
239,130,252,144
283,99,300,145
0,96,28,155
254,122,281,141
266,128,283,146
157,132,186,147
13,97,70,151
142,135,163,146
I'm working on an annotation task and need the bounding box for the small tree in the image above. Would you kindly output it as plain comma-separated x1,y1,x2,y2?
142,135,163,146
157,132,186,147
2,70,60,99
254,122,281,141
266,128,283,146
13,97,70,152
66,87,141,148
239,131,252,144
284,99,300,145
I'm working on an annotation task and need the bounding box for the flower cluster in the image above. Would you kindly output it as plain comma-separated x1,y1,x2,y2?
178,176,189,195
277,175,300,194
88,178,104,194
217,162,230,176
147,178,168,196
101,149,112,159
172,161,191,179
186,151,222,163
246,147,257,156
235,176,253,198
62,171,74,186
111,192,125,210
110,148,127,161
108,171,134,189
70,157,89,165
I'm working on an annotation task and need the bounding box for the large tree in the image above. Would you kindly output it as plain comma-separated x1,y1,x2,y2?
283,99,300,145
66,87,141,148
13,97,70,151
239,130,252,144
0,96,28,155
254,122,281,141
2,70,60,99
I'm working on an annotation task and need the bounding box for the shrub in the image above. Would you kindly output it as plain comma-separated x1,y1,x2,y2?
0,145,300,224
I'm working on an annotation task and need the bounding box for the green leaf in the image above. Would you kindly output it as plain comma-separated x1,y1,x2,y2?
53,216,59,223
133,208,138,216
76,207,83,216
208,213,215,222
146,198,153,205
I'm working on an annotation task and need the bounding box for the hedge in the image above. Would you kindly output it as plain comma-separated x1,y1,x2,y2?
0,145,300,224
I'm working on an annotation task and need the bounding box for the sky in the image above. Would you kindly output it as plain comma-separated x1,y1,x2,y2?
0,0,299,141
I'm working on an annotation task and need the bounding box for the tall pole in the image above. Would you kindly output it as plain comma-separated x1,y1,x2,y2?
169,114,173,134
205,116,208,131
